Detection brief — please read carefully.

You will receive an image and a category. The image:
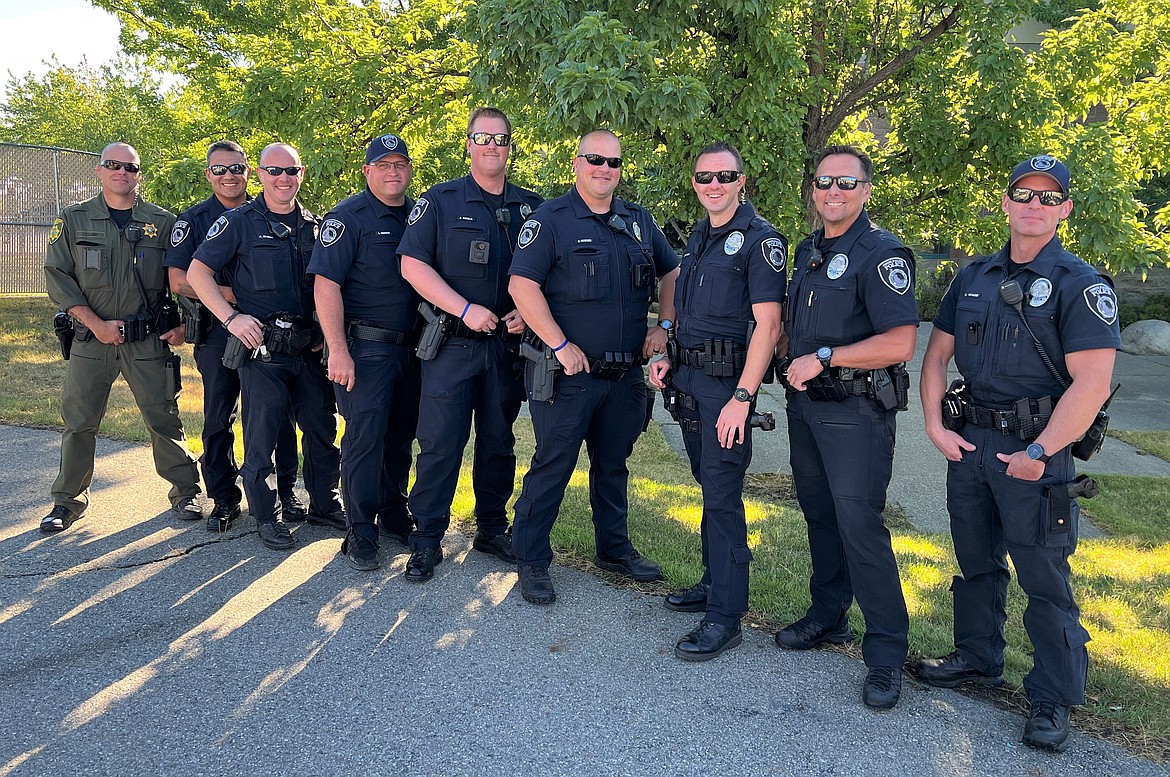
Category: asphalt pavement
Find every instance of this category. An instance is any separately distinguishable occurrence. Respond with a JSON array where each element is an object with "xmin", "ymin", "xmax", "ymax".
[{"xmin": 1, "ymin": 332, "xmax": 1168, "ymax": 776}]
